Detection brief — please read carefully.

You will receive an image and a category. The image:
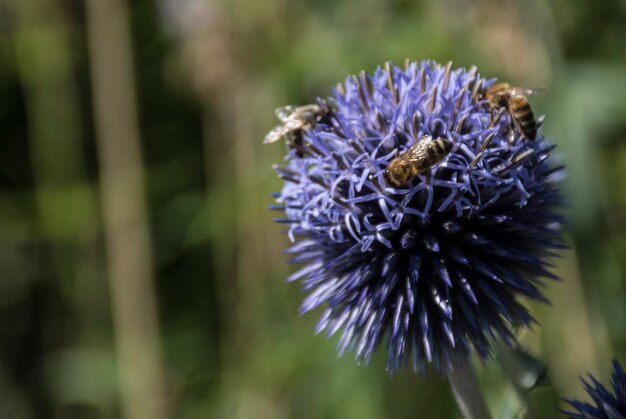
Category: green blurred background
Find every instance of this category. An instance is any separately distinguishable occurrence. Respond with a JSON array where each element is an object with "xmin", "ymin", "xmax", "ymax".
[{"xmin": 0, "ymin": 0, "xmax": 625, "ymax": 418}]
